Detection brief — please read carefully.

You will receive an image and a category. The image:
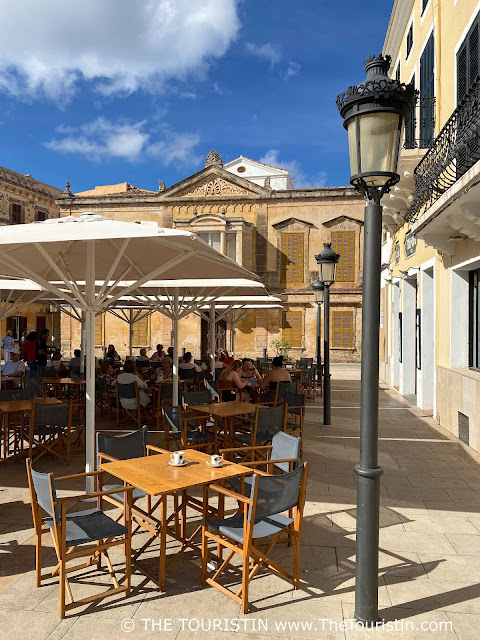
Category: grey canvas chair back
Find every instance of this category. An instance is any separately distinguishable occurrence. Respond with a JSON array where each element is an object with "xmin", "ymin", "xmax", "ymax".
[
  {"xmin": 0, "ymin": 389, "xmax": 33, "ymax": 401},
  {"xmin": 180, "ymin": 368, "xmax": 196, "ymax": 381},
  {"xmin": 298, "ymin": 358, "xmax": 313, "ymax": 369},
  {"xmin": 97, "ymin": 426, "xmax": 147, "ymax": 462},
  {"xmin": 271, "ymin": 431, "xmax": 301, "ymax": 472},
  {"xmin": 284, "ymin": 391, "xmax": 306, "ymax": 416},
  {"xmin": 248, "ymin": 463, "xmax": 305, "ymax": 523},
  {"xmin": 257, "ymin": 405, "xmax": 284, "ymax": 432},
  {"xmin": 34, "ymin": 401, "xmax": 70, "ymax": 427},
  {"xmin": 25, "ymin": 372, "xmax": 42, "ymax": 397},
  {"xmin": 29, "ymin": 460, "xmax": 58, "ymax": 522},
  {"xmin": 164, "ymin": 404, "xmax": 181, "ymax": 433},
  {"xmin": 43, "ymin": 366, "xmax": 54, "ymax": 378},
  {"xmin": 277, "ymin": 381, "xmax": 298, "ymax": 402},
  {"xmin": 118, "ymin": 382, "xmax": 137, "ymax": 400},
  {"xmin": 160, "ymin": 383, "xmax": 174, "ymax": 400},
  {"xmin": 70, "ymin": 366, "xmax": 82, "ymax": 379},
  {"xmin": 97, "ymin": 377, "xmax": 108, "ymax": 394},
  {"xmin": 183, "ymin": 390, "xmax": 212, "ymax": 406},
  {"xmin": 301, "ymin": 368, "xmax": 315, "ymax": 383},
  {"xmin": 205, "ymin": 380, "xmax": 219, "ymax": 400}
]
